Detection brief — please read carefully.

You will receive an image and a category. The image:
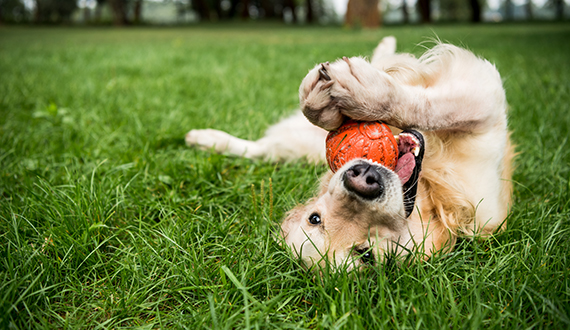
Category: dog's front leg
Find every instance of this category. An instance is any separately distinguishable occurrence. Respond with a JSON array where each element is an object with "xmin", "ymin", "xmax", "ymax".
[
  {"xmin": 300, "ymin": 52, "xmax": 505, "ymax": 133},
  {"xmin": 299, "ymin": 57, "xmax": 406, "ymax": 131}
]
